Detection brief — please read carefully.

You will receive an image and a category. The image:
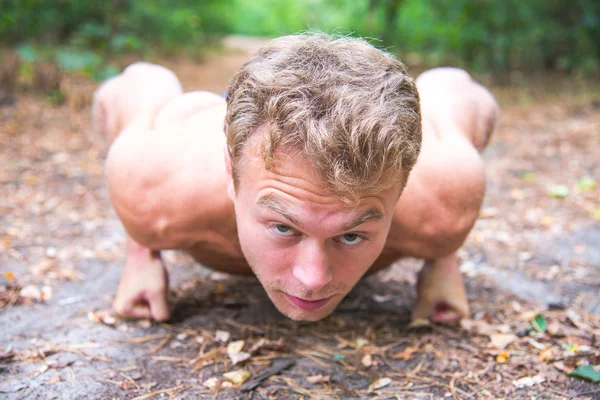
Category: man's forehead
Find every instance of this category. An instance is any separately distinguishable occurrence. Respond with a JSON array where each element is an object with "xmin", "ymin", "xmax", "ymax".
[{"xmin": 256, "ymin": 192, "xmax": 384, "ymax": 231}]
